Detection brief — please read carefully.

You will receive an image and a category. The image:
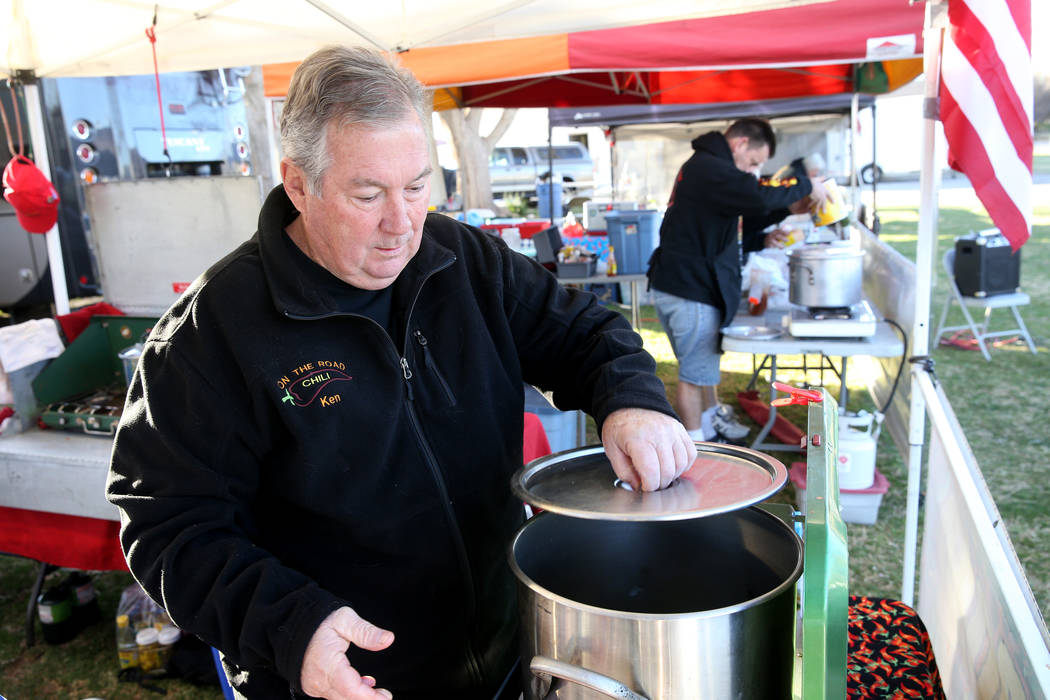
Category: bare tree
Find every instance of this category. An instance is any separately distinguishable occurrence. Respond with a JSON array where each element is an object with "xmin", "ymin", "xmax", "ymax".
[{"xmin": 439, "ymin": 107, "xmax": 518, "ymax": 211}]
